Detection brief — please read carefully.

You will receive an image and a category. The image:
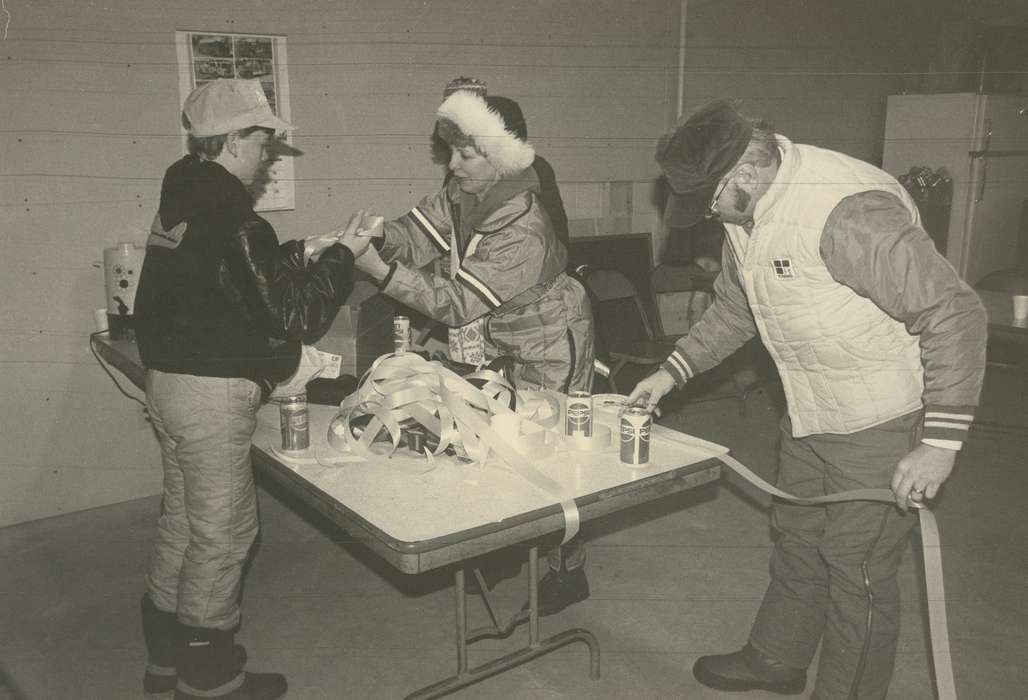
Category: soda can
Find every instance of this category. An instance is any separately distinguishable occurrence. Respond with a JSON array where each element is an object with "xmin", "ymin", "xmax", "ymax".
[
  {"xmin": 406, "ymin": 427, "xmax": 426, "ymax": 453},
  {"xmin": 619, "ymin": 406, "xmax": 652, "ymax": 465},
  {"xmin": 565, "ymin": 390, "xmax": 593, "ymax": 438},
  {"xmin": 278, "ymin": 393, "xmax": 310, "ymax": 451},
  {"xmin": 393, "ymin": 315, "xmax": 411, "ymax": 354}
]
